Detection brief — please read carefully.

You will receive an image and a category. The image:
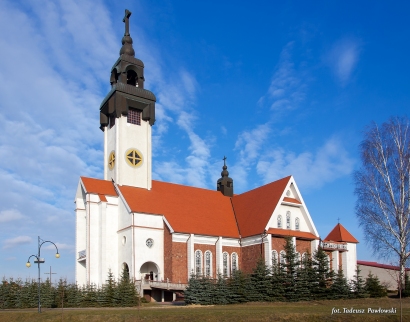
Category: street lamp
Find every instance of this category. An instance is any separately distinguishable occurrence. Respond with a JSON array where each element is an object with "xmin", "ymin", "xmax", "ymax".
[{"xmin": 26, "ymin": 236, "xmax": 60, "ymax": 313}]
